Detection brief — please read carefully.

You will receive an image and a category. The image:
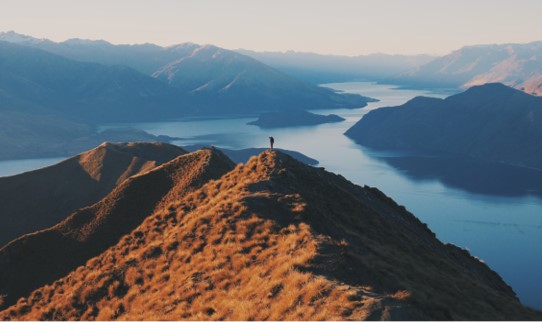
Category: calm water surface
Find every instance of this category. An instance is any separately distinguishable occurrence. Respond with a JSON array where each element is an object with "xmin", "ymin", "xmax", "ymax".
[
  {"xmin": 2, "ymin": 82, "xmax": 541, "ymax": 308},
  {"xmin": 0, "ymin": 157, "xmax": 65, "ymax": 178}
]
